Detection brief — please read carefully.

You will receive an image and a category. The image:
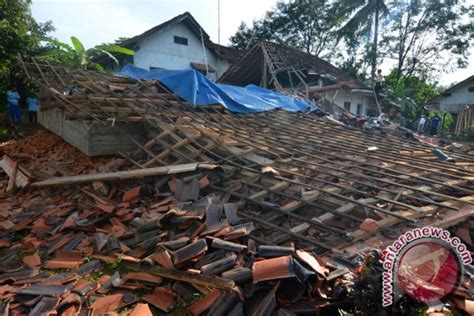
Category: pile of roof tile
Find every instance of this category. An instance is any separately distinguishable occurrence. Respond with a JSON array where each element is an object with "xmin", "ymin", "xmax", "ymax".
[
  {"xmin": 0, "ymin": 136, "xmax": 353, "ymax": 315},
  {"xmin": 2, "ymin": 59, "xmax": 472, "ymax": 315}
]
